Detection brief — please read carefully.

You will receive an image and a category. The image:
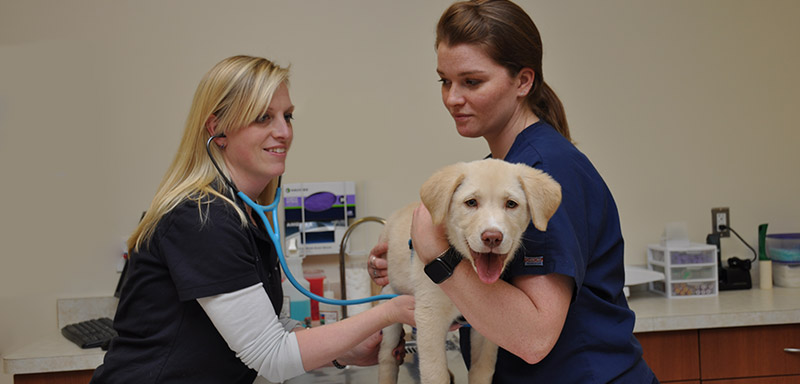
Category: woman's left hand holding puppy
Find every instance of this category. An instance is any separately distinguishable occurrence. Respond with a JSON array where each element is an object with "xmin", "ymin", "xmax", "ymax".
[{"xmin": 367, "ymin": 242, "xmax": 390, "ymax": 286}]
